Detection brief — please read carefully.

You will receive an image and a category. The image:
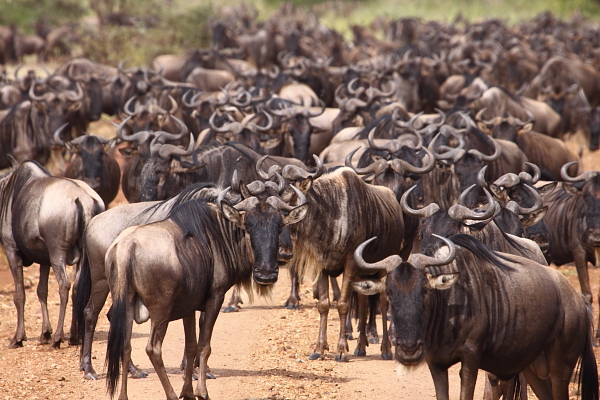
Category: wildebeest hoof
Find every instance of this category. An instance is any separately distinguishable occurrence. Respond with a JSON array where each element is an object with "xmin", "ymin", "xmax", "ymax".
[
  {"xmin": 354, "ymin": 349, "xmax": 366, "ymax": 357},
  {"xmin": 381, "ymin": 353, "xmax": 393, "ymax": 360},
  {"xmin": 368, "ymin": 337, "xmax": 379, "ymax": 344},
  {"xmin": 130, "ymin": 369, "xmax": 148, "ymax": 379},
  {"xmin": 334, "ymin": 354, "xmax": 349, "ymax": 362},
  {"xmin": 206, "ymin": 372, "xmax": 216, "ymax": 379},
  {"xmin": 68, "ymin": 336, "xmax": 79, "ymax": 346},
  {"xmin": 222, "ymin": 306, "xmax": 239, "ymax": 313},
  {"xmin": 39, "ymin": 332, "xmax": 52, "ymax": 345},
  {"xmin": 8, "ymin": 339, "xmax": 24, "ymax": 348},
  {"xmin": 51, "ymin": 340, "xmax": 62, "ymax": 349},
  {"xmin": 308, "ymin": 352, "xmax": 322, "ymax": 360},
  {"xmin": 83, "ymin": 372, "xmax": 99, "ymax": 381}
]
